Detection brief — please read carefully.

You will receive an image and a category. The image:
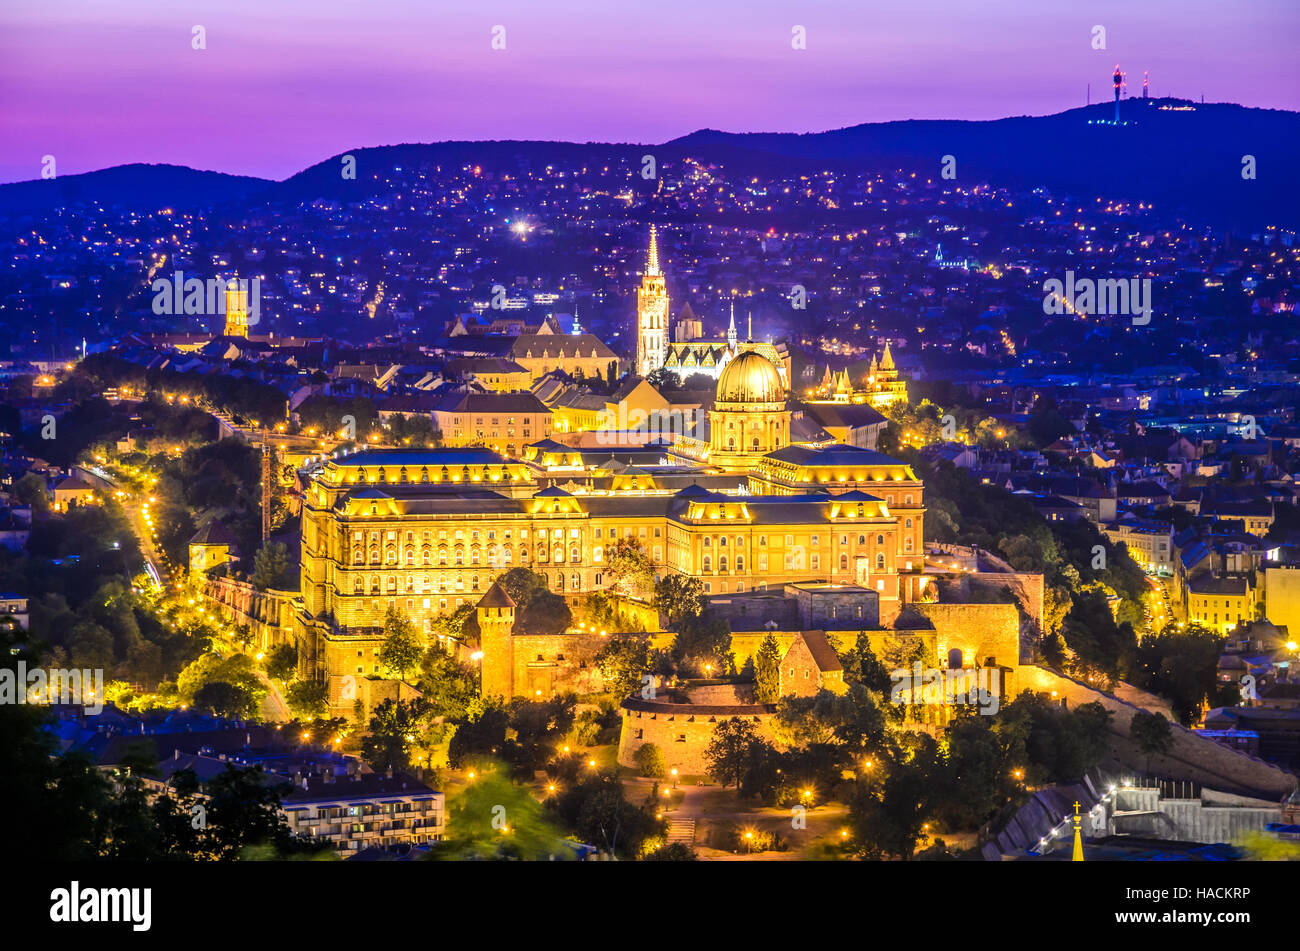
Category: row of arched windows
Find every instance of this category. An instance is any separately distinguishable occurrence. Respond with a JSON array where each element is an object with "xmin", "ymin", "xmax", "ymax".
[
  {"xmin": 352, "ymin": 573, "xmax": 486, "ymax": 595},
  {"xmin": 701, "ymin": 555, "xmax": 746, "ymax": 573},
  {"xmin": 352, "ymin": 466, "xmax": 515, "ymax": 485}
]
